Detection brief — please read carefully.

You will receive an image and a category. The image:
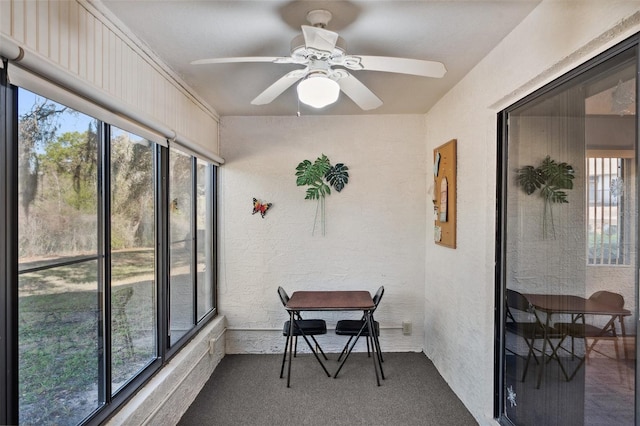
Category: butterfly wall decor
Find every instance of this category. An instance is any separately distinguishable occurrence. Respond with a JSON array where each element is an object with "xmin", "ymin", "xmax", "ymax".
[{"xmin": 252, "ymin": 198, "xmax": 272, "ymax": 218}]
